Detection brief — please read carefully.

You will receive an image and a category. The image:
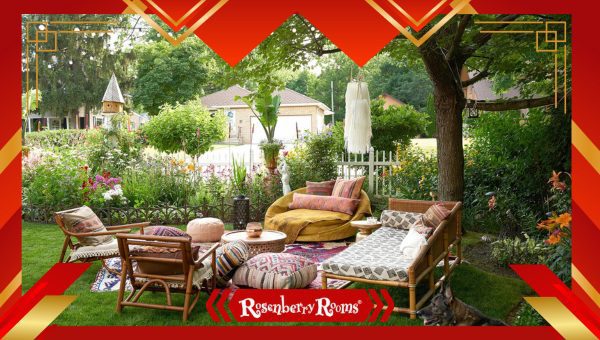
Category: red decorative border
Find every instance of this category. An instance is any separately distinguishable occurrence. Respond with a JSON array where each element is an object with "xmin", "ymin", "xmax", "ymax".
[{"xmin": 2, "ymin": 0, "xmax": 596, "ymax": 337}]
